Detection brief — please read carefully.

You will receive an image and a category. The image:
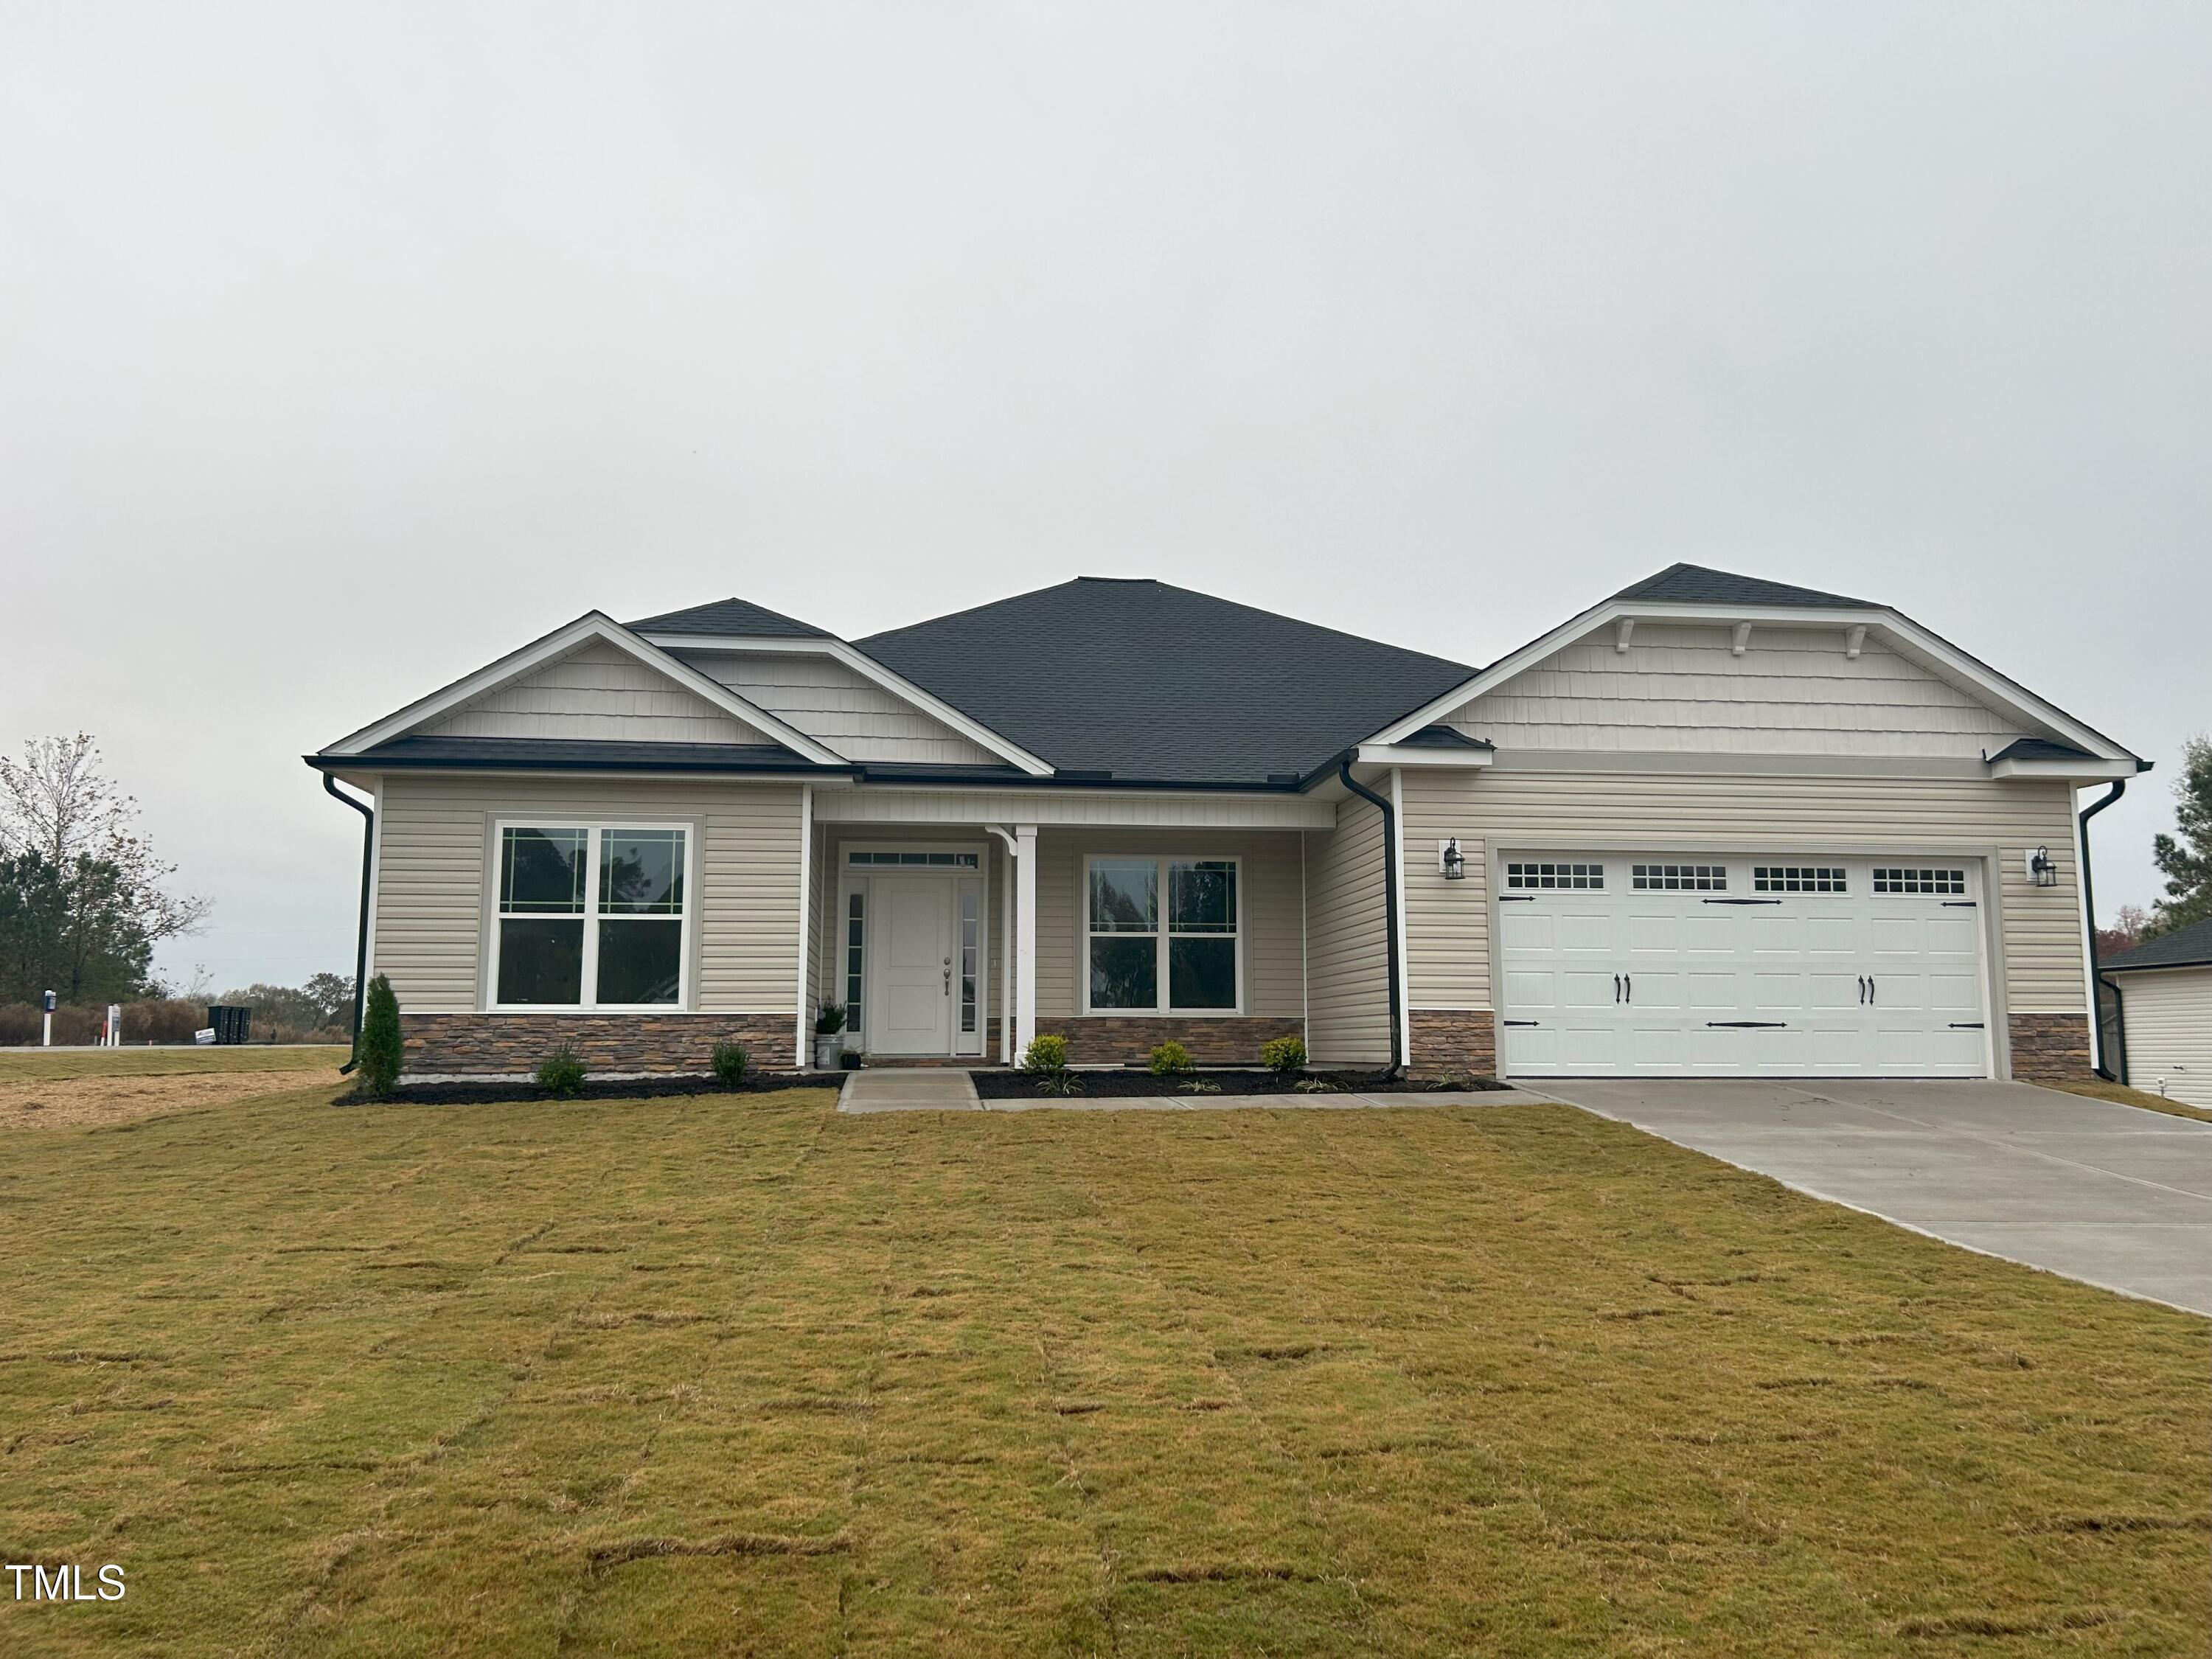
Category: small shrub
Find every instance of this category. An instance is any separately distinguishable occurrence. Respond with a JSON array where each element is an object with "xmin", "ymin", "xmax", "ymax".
[
  {"xmin": 1260, "ymin": 1034, "xmax": 1307, "ymax": 1075},
  {"xmin": 711, "ymin": 1040, "xmax": 749, "ymax": 1088},
  {"xmin": 1020, "ymin": 1033, "xmax": 1070, "ymax": 1074},
  {"xmin": 355, "ymin": 975, "xmax": 402, "ymax": 1096},
  {"xmin": 535, "ymin": 1043, "xmax": 585, "ymax": 1097},
  {"xmin": 814, "ymin": 1003, "xmax": 848, "ymax": 1036},
  {"xmin": 1147, "ymin": 1040, "xmax": 1192, "ymax": 1076},
  {"xmin": 1292, "ymin": 1077, "xmax": 1341, "ymax": 1093},
  {"xmin": 1034, "ymin": 1071, "xmax": 1084, "ymax": 1096},
  {"xmin": 1178, "ymin": 1078, "xmax": 1222, "ymax": 1095}
]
